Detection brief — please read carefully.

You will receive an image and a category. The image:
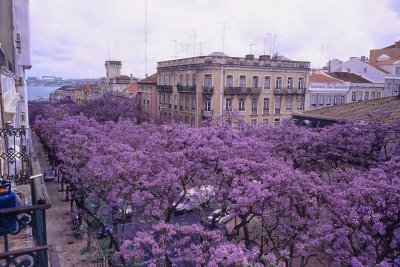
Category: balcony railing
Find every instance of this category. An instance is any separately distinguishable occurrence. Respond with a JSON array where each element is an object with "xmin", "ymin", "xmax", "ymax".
[
  {"xmin": 224, "ymin": 87, "xmax": 262, "ymax": 95},
  {"xmin": 202, "ymin": 86, "xmax": 214, "ymax": 94},
  {"xmin": 274, "ymin": 88, "xmax": 306, "ymax": 95},
  {"xmin": 0, "ymin": 175, "xmax": 60, "ymax": 267},
  {"xmin": 0, "ymin": 245, "xmax": 60, "ymax": 267},
  {"xmin": 201, "ymin": 110, "xmax": 213, "ymax": 117},
  {"xmin": 177, "ymin": 85, "xmax": 196, "ymax": 93},
  {"xmin": 251, "ymin": 109, "xmax": 258, "ymax": 115},
  {"xmin": 157, "ymin": 85, "xmax": 173, "ymax": 92}
]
